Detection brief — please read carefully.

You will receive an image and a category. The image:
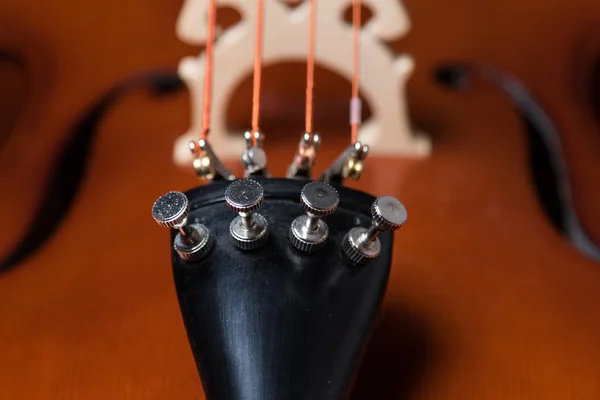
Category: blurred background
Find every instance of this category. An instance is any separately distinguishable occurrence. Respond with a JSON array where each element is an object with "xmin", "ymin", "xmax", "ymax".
[{"xmin": 2, "ymin": 0, "xmax": 600, "ymax": 399}]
